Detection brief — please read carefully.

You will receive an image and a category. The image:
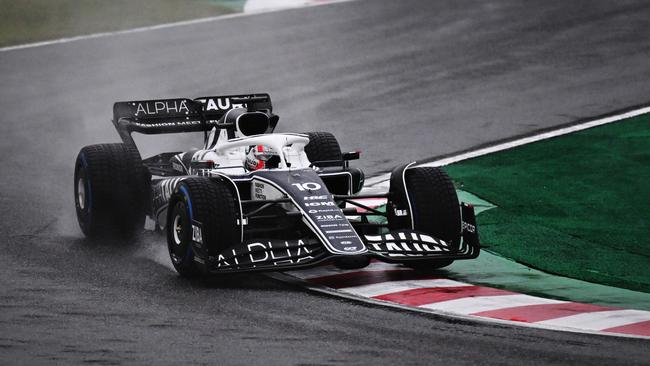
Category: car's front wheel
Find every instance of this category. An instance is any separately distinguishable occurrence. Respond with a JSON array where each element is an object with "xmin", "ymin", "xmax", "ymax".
[
  {"xmin": 389, "ymin": 167, "xmax": 461, "ymax": 270},
  {"xmin": 166, "ymin": 177, "xmax": 240, "ymax": 277}
]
